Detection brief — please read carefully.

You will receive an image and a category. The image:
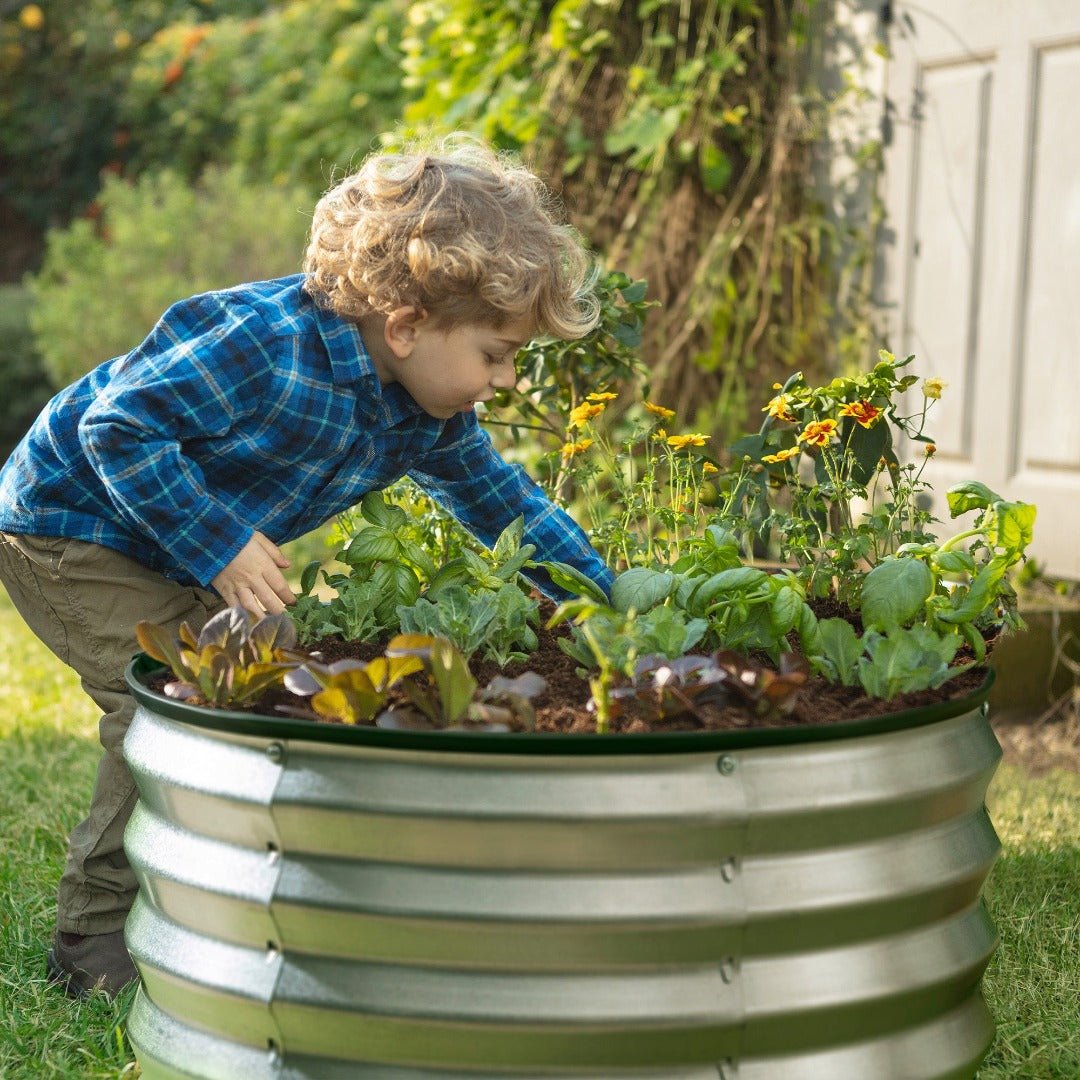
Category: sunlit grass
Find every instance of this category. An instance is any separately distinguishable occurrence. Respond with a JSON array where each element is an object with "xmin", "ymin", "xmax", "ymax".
[{"xmin": 0, "ymin": 587, "xmax": 1076, "ymax": 1078}]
